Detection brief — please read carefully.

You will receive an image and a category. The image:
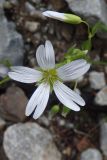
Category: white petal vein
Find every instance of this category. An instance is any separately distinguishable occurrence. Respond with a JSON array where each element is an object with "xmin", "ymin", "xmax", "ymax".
[
  {"xmin": 36, "ymin": 40, "xmax": 55, "ymax": 69},
  {"xmin": 33, "ymin": 84, "xmax": 50, "ymax": 119},
  {"xmin": 25, "ymin": 83, "xmax": 50, "ymax": 116},
  {"xmin": 53, "ymin": 81, "xmax": 82, "ymax": 111},
  {"xmin": 8, "ymin": 66, "xmax": 42, "ymax": 83},
  {"xmin": 57, "ymin": 59, "xmax": 90, "ymax": 81}
]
